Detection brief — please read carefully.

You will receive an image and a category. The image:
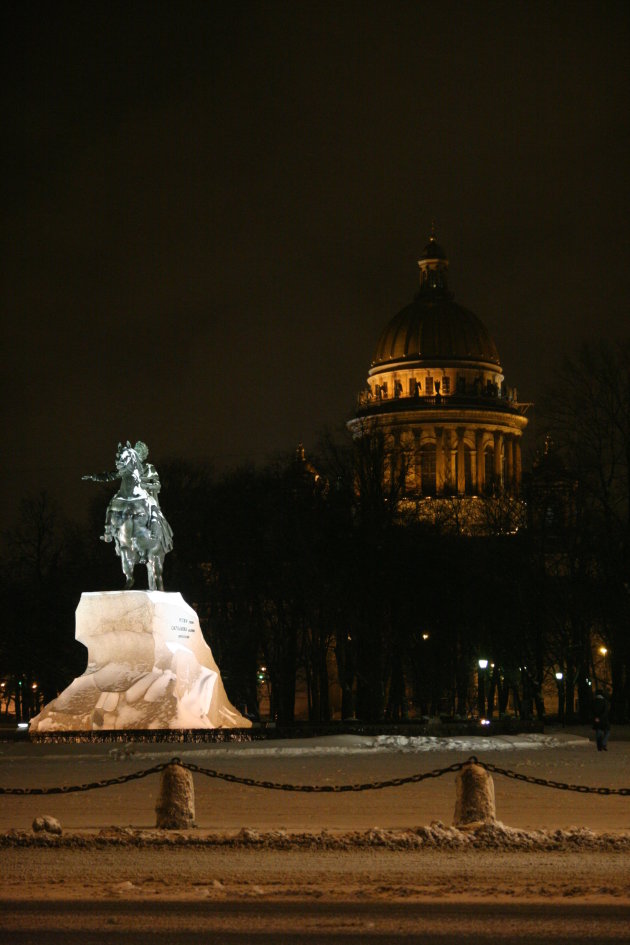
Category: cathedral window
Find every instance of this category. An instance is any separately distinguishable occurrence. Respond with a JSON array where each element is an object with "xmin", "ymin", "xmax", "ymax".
[
  {"xmin": 425, "ymin": 377, "xmax": 434, "ymax": 395},
  {"xmin": 442, "ymin": 376, "xmax": 450, "ymax": 394}
]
